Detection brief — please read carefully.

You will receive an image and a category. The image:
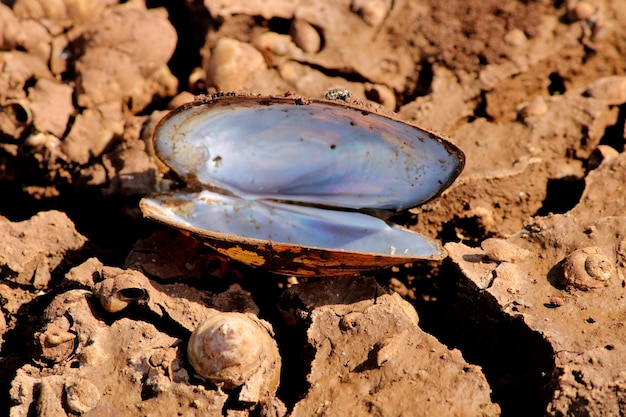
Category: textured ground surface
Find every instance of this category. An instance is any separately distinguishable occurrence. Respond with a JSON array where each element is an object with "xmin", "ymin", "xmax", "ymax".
[{"xmin": 1, "ymin": 0, "xmax": 626, "ymax": 416}]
